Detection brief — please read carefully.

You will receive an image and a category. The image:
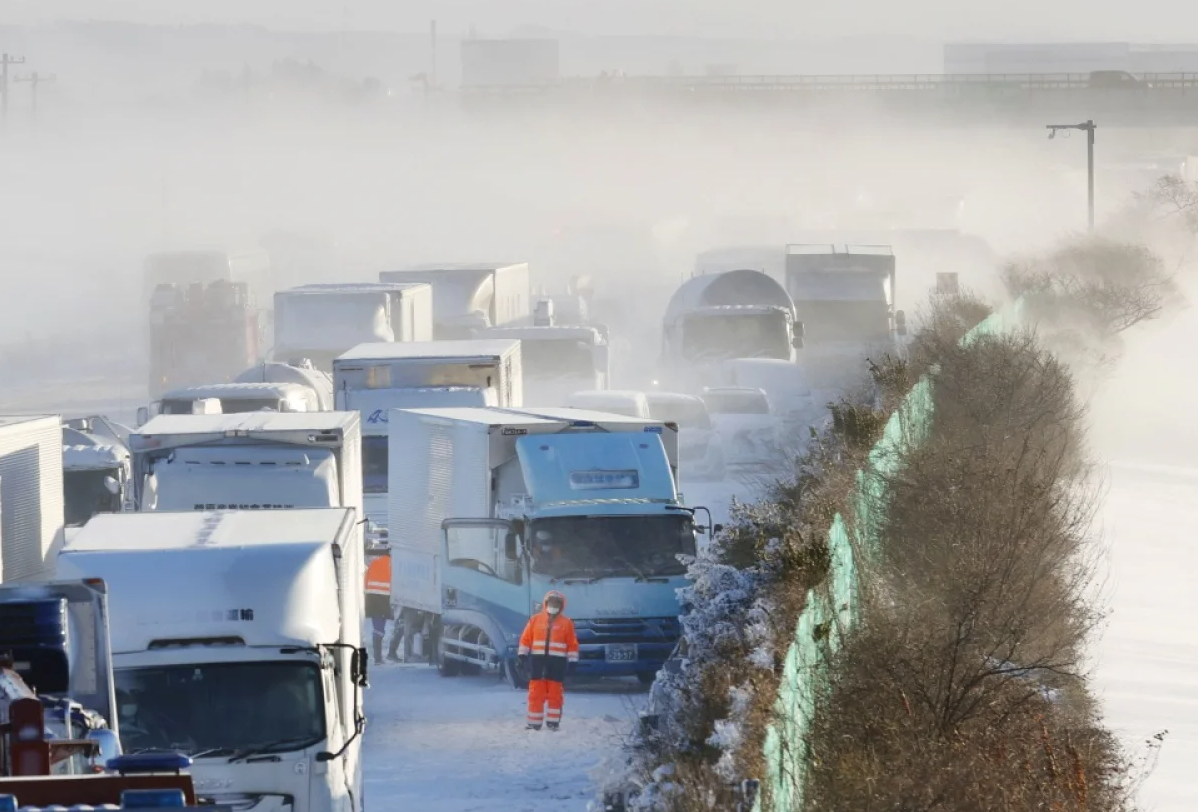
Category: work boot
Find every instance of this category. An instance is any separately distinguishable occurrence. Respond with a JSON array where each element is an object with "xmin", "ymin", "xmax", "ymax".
[
  {"xmin": 372, "ymin": 635, "xmax": 385, "ymax": 666},
  {"xmin": 546, "ymin": 722, "xmax": 560, "ymax": 731},
  {"xmin": 526, "ymin": 723, "xmax": 542, "ymax": 731},
  {"xmin": 386, "ymin": 625, "xmax": 403, "ymax": 663}
]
